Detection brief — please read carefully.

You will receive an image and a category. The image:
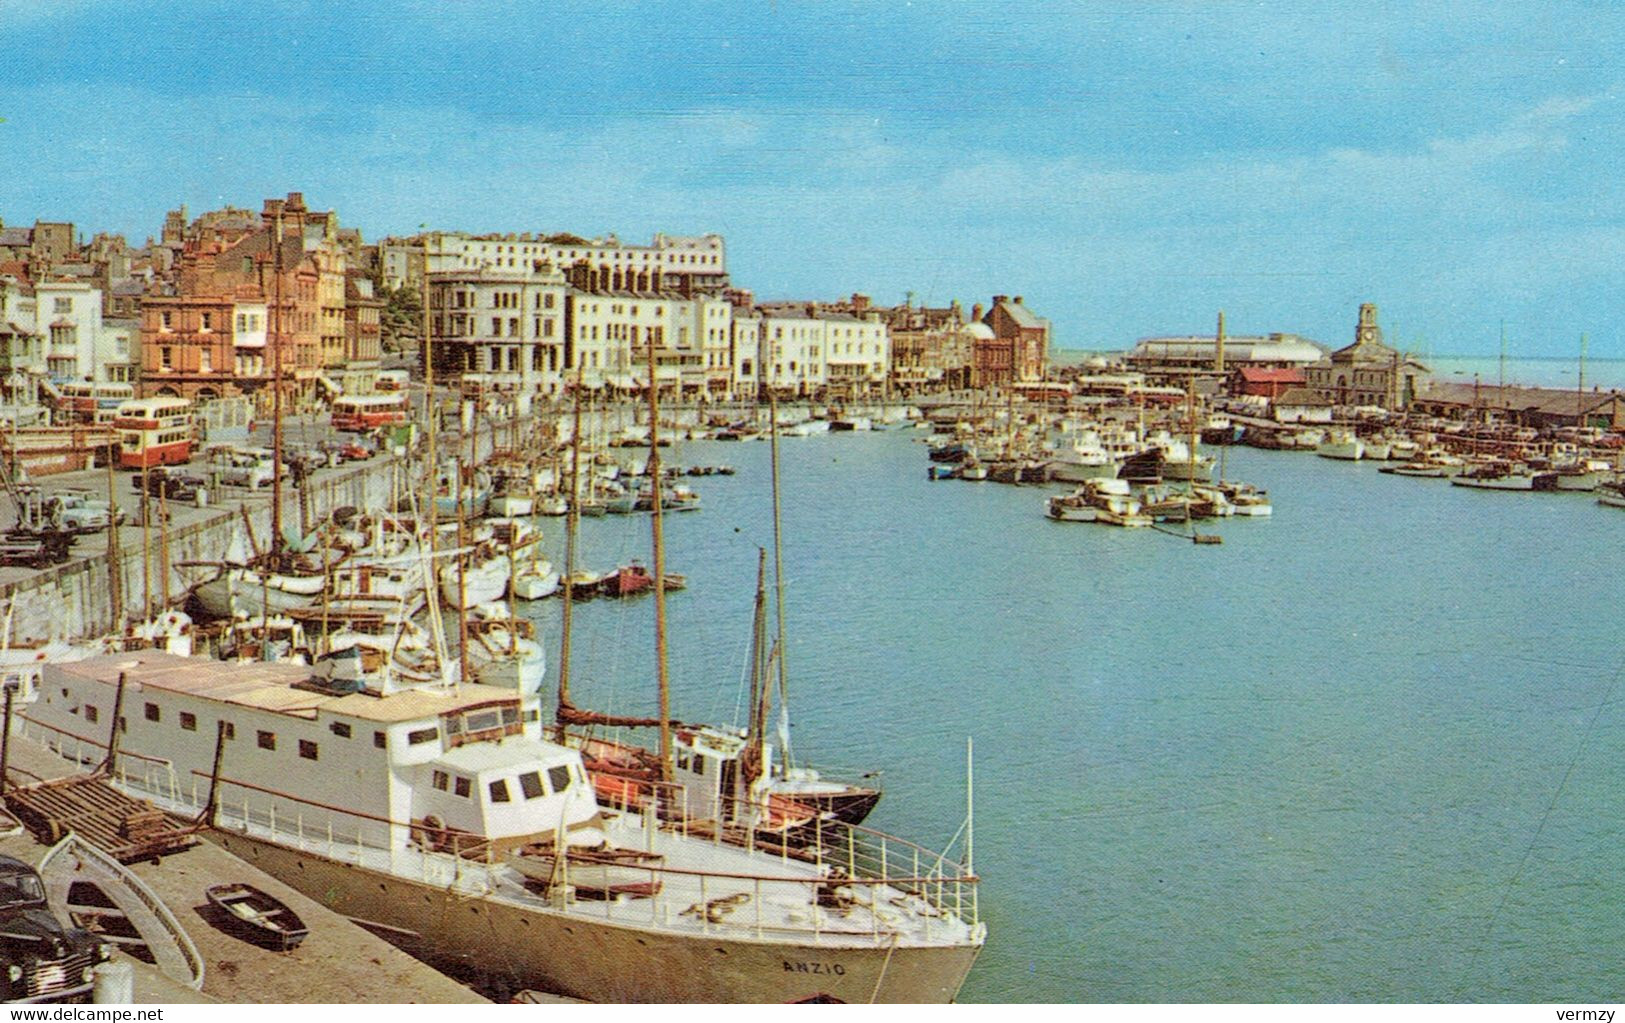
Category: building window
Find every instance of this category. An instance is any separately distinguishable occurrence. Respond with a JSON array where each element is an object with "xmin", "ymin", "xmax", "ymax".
[
  {"xmin": 257, "ymin": 730, "xmax": 276, "ymax": 751},
  {"xmin": 488, "ymin": 779, "xmax": 511, "ymax": 803},
  {"xmin": 53, "ymin": 297, "xmax": 72, "ymax": 314},
  {"xmin": 373, "ymin": 731, "xmax": 386, "ymax": 749},
  {"xmin": 180, "ymin": 712, "xmax": 196, "ymax": 731},
  {"xmin": 299, "ymin": 740, "xmax": 318, "ymax": 761},
  {"xmin": 144, "ymin": 702, "xmax": 160, "ymax": 722},
  {"xmin": 330, "ymin": 721, "xmax": 351, "ymax": 738}
]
